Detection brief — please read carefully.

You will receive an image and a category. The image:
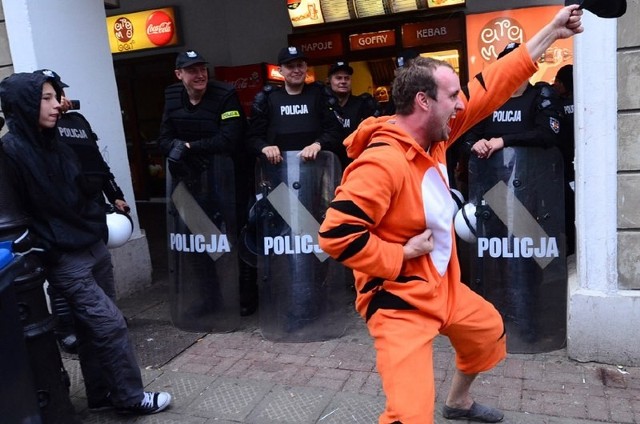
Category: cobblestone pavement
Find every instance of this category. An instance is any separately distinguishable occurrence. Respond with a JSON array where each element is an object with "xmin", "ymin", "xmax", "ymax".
[{"xmin": 61, "ymin": 276, "xmax": 640, "ymax": 424}]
